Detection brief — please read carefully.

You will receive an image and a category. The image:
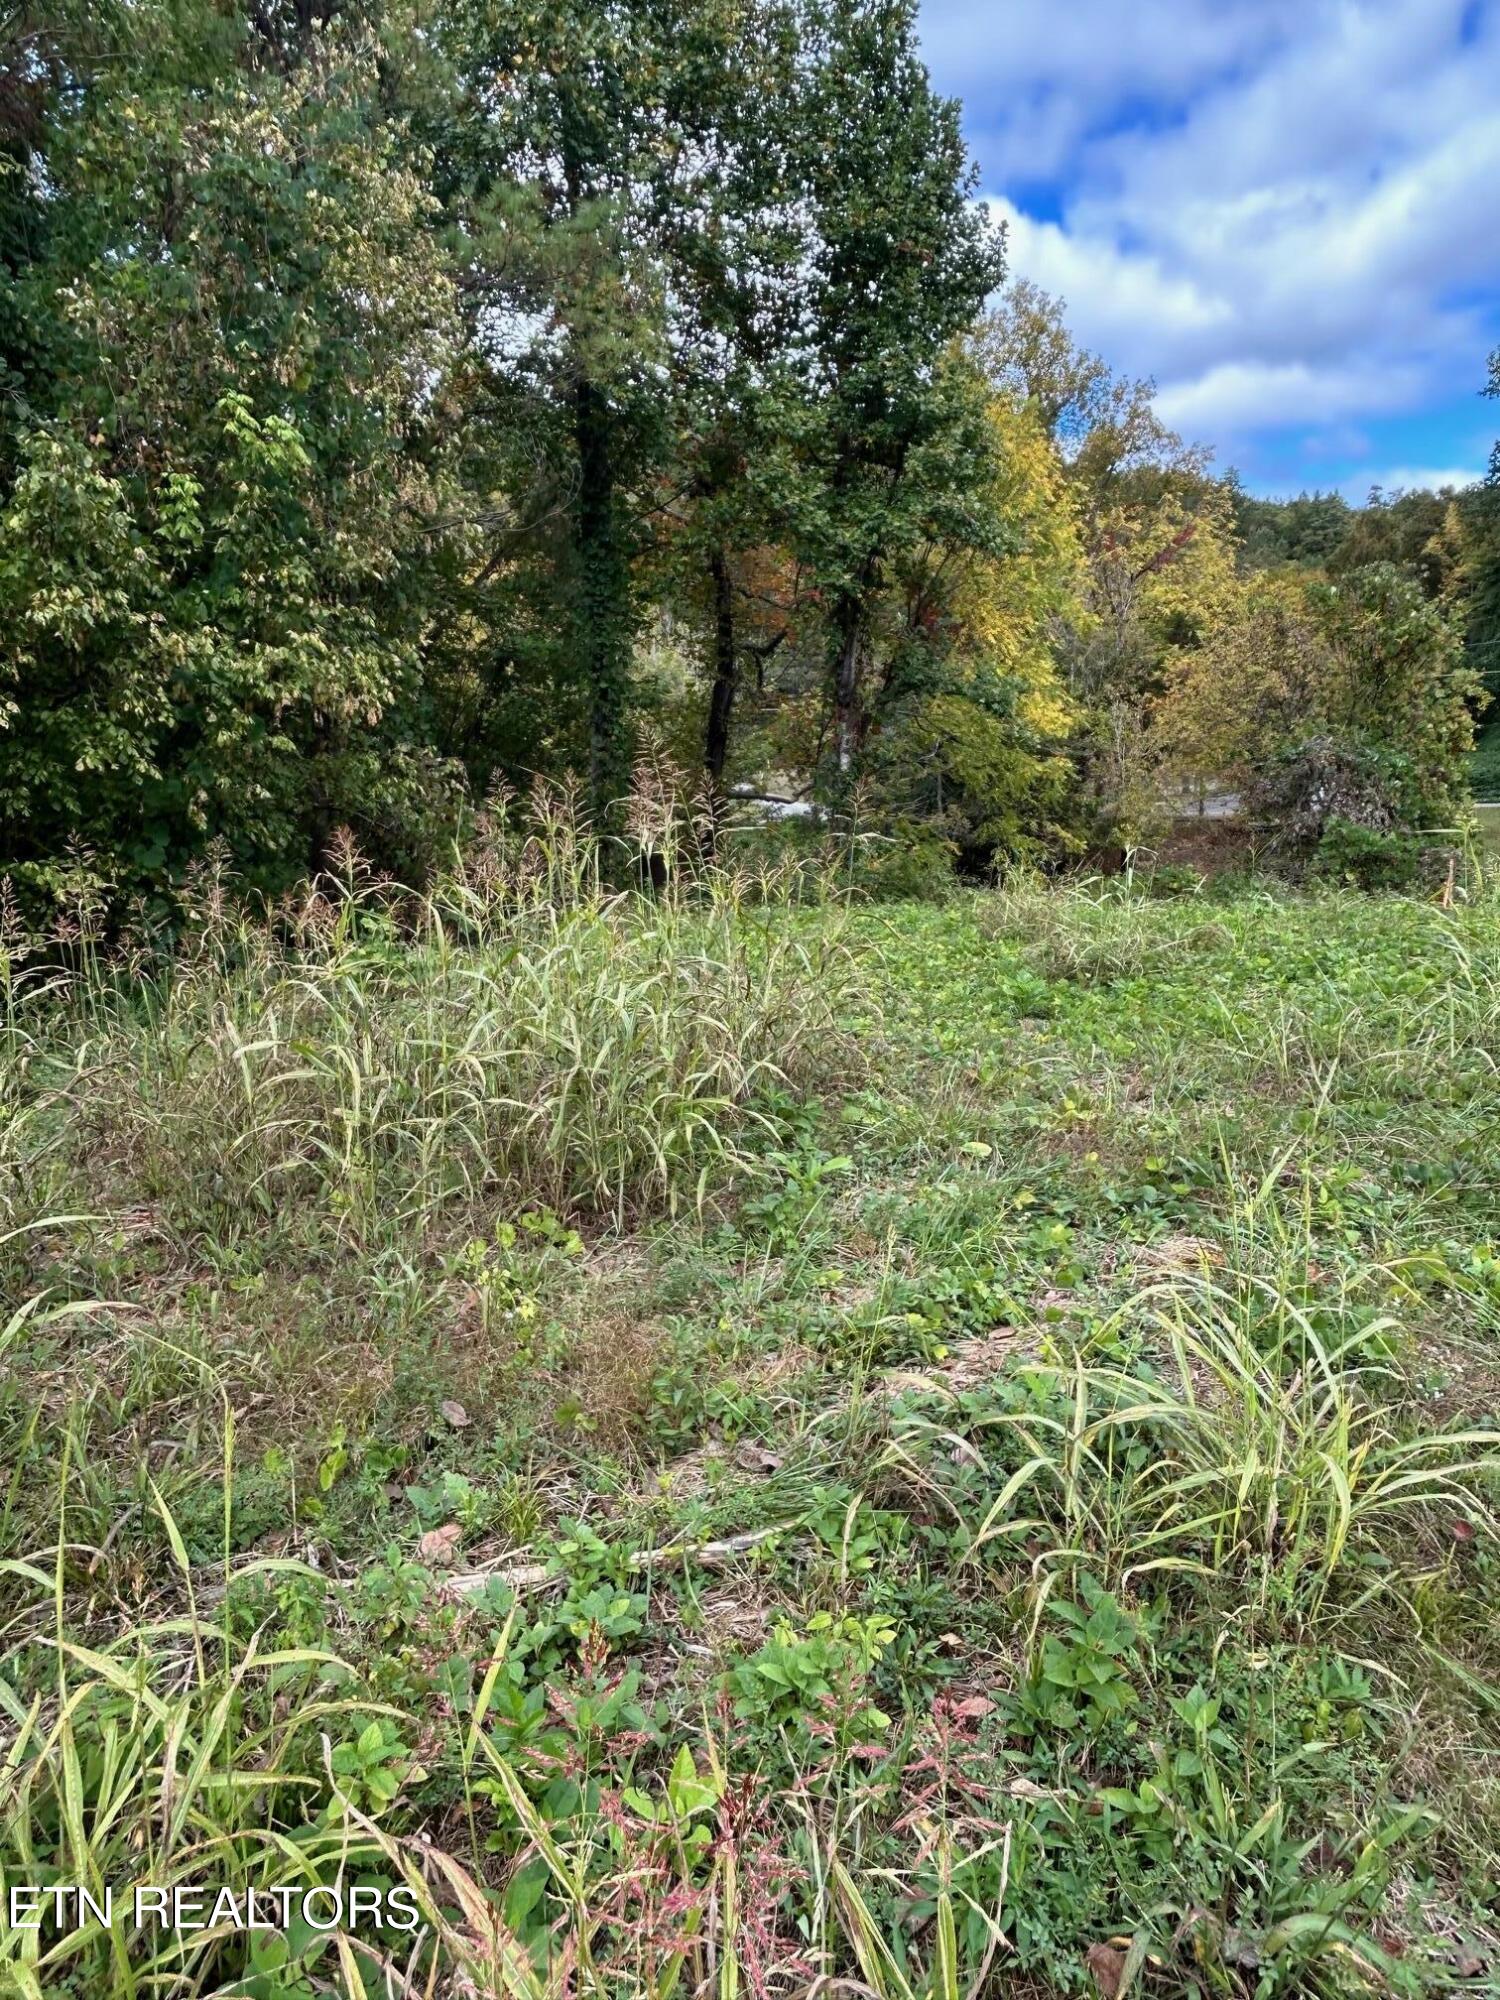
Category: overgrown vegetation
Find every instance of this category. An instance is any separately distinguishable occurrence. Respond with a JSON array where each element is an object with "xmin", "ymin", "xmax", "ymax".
[
  {"xmin": 3, "ymin": 4, "xmax": 1500, "ymax": 1993},
  {"xmin": 3, "ymin": 818, "xmax": 1497, "ymax": 1994},
  {"xmin": 2, "ymin": 4, "xmax": 1497, "ymax": 908}
]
